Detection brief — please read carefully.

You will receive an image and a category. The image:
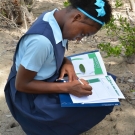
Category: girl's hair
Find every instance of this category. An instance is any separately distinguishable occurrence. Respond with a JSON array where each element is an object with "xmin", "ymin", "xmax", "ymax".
[{"xmin": 68, "ymin": 0, "xmax": 112, "ymax": 24}]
